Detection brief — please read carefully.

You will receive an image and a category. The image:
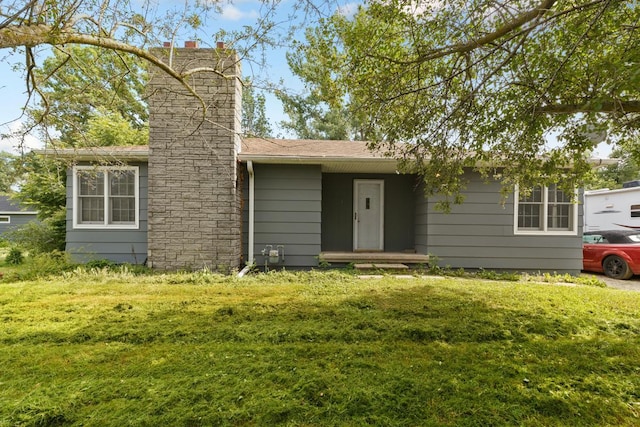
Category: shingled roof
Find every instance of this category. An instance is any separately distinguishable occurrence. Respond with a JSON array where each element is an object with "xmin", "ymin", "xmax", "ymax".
[
  {"xmin": 0, "ymin": 195, "xmax": 37, "ymax": 213},
  {"xmin": 238, "ymin": 138, "xmax": 402, "ymax": 173},
  {"xmin": 39, "ymin": 139, "xmax": 404, "ymax": 173},
  {"xmin": 240, "ymin": 138, "xmax": 386, "ymax": 158},
  {"xmin": 38, "ymin": 139, "xmax": 614, "ymax": 173}
]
